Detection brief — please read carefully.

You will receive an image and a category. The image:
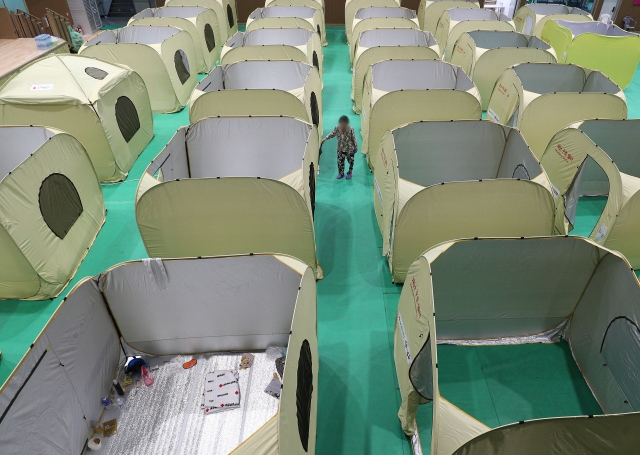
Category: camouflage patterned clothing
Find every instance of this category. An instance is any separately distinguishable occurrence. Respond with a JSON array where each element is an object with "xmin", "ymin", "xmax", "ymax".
[{"xmin": 324, "ymin": 125, "xmax": 358, "ymax": 175}]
